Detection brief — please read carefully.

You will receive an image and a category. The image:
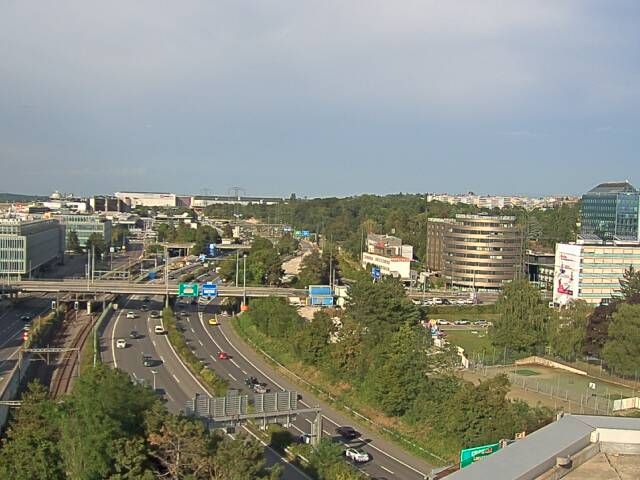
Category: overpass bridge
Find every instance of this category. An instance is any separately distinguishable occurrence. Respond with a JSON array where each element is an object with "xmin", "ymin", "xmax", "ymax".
[{"xmin": 3, "ymin": 279, "xmax": 306, "ymax": 299}]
